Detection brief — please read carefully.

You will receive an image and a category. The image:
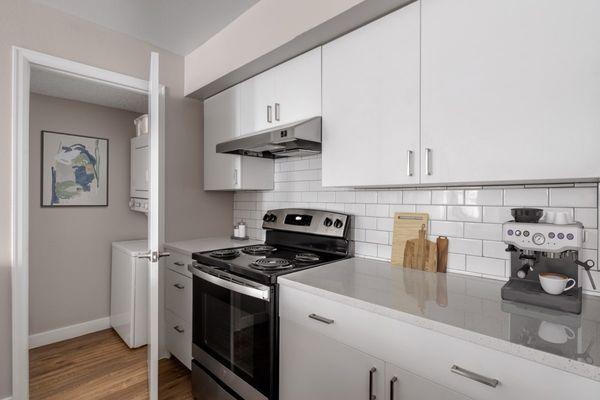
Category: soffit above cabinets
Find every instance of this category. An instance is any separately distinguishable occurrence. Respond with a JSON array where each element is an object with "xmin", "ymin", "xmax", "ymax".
[
  {"xmin": 187, "ymin": 0, "xmax": 417, "ymax": 100},
  {"xmin": 30, "ymin": 65, "xmax": 148, "ymax": 113},
  {"xmin": 32, "ymin": 0, "xmax": 258, "ymax": 56}
]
